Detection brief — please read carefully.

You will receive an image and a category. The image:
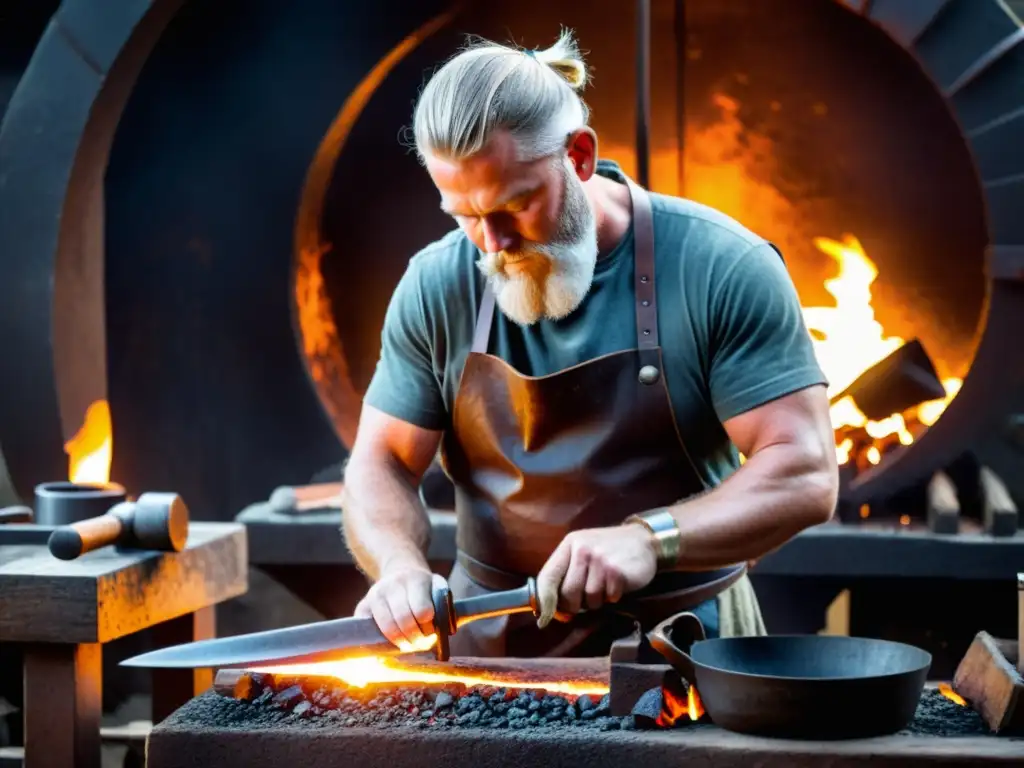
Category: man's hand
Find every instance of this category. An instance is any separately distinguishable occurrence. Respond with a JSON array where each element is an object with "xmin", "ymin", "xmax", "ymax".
[
  {"xmin": 535, "ymin": 524, "xmax": 659, "ymax": 628},
  {"xmin": 354, "ymin": 564, "xmax": 437, "ymax": 649}
]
